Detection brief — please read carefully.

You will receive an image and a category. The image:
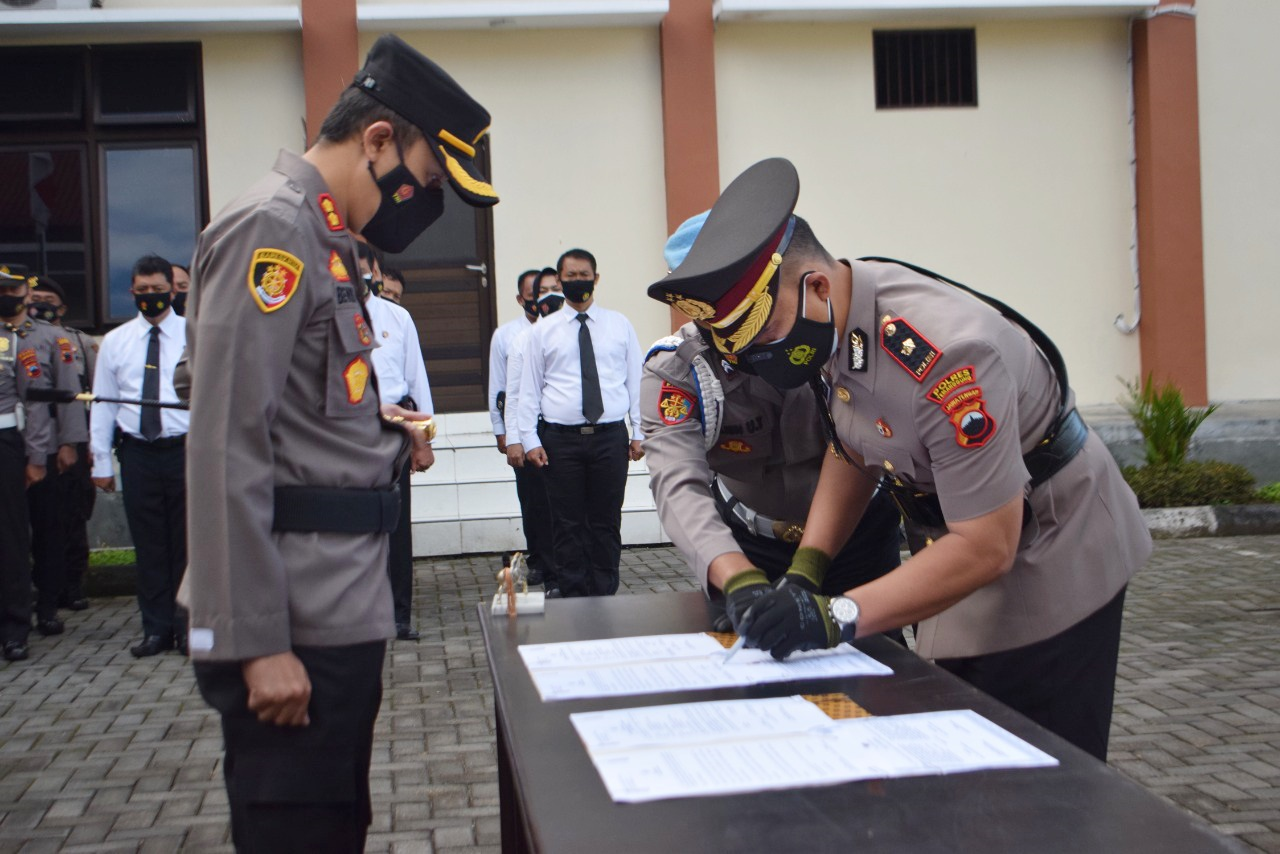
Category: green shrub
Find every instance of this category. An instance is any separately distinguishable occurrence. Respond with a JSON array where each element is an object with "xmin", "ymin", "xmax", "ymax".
[
  {"xmin": 1257, "ymin": 482, "xmax": 1280, "ymax": 503},
  {"xmin": 1122, "ymin": 461, "xmax": 1256, "ymax": 508},
  {"xmin": 1121, "ymin": 374, "xmax": 1218, "ymax": 466}
]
